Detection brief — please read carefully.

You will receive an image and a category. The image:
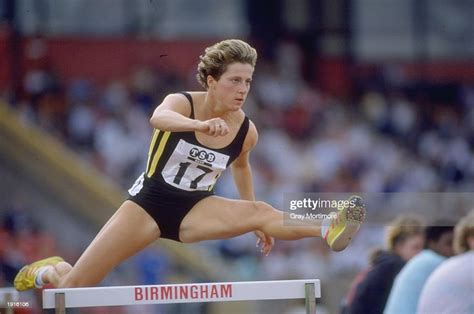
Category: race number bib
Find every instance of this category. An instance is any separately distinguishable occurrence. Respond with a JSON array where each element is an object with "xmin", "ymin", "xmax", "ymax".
[{"xmin": 161, "ymin": 139, "xmax": 229, "ymax": 191}]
